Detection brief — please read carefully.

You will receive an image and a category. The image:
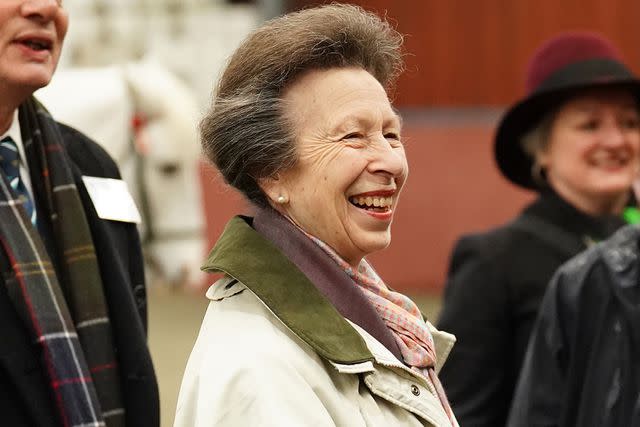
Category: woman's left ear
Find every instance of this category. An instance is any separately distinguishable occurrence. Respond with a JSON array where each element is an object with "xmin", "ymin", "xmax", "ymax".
[
  {"xmin": 258, "ymin": 175, "xmax": 289, "ymax": 206},
  {"xmin": 538, "ymin": 152, "xmax": 549, "ymax": 169}
]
